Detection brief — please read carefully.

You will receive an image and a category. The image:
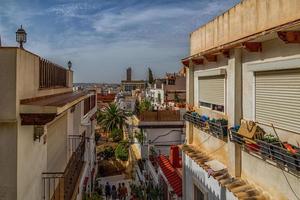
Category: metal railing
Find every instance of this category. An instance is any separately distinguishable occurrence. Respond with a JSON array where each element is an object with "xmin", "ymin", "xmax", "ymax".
[
  {"xmin": 183, "ymin": 112, "xmax": 228, "ymax": 141},
  {"xmin": 42, "ymin": 135, "xmax": 85, "ymax": 200},
  {"xmin": 39, "ymin": 58, "xmax": 67, "ymax": 89},
  {"xmin": 84, "ymin": 95, "xmax": 96, "ymax": 115},
  {"xmin": 230, "ymin": 129, "xmax": 300, "ymax": 175}
]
